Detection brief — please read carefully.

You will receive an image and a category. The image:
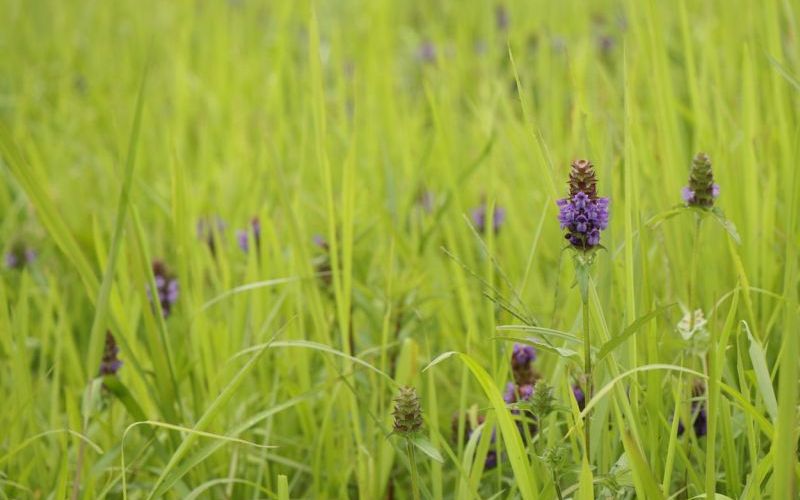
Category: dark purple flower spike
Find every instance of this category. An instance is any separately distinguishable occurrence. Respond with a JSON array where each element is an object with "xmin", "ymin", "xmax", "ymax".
[
  {"xmin": 148, "ymin": 260, "xmax": 179, "ymax": 318},
  {"xmin": 471, "ymin": 202, "xmax": 506, "ymax": 234},
  {"xmin": 4, "ymin": 242, "xmax": 37, "ymax": 270},
  {"xmin": 237, "ymin": 217, "xmax": 261, "ymax": 253},
  {"xmin": 99, "ymin": 331, "xmax": 122, "ymax": 376},
  {"xmin": 556, "ymin": 160, "xmax": 609, "ymax": 250}
]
